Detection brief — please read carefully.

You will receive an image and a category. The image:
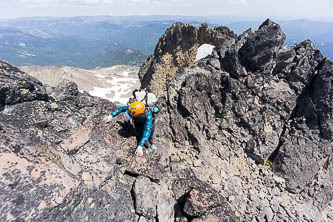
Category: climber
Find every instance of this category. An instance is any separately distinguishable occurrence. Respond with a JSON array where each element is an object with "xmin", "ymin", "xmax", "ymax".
[{"xmin": 104, "ymin": 101, "xmax": 156, "ymax": 157}]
